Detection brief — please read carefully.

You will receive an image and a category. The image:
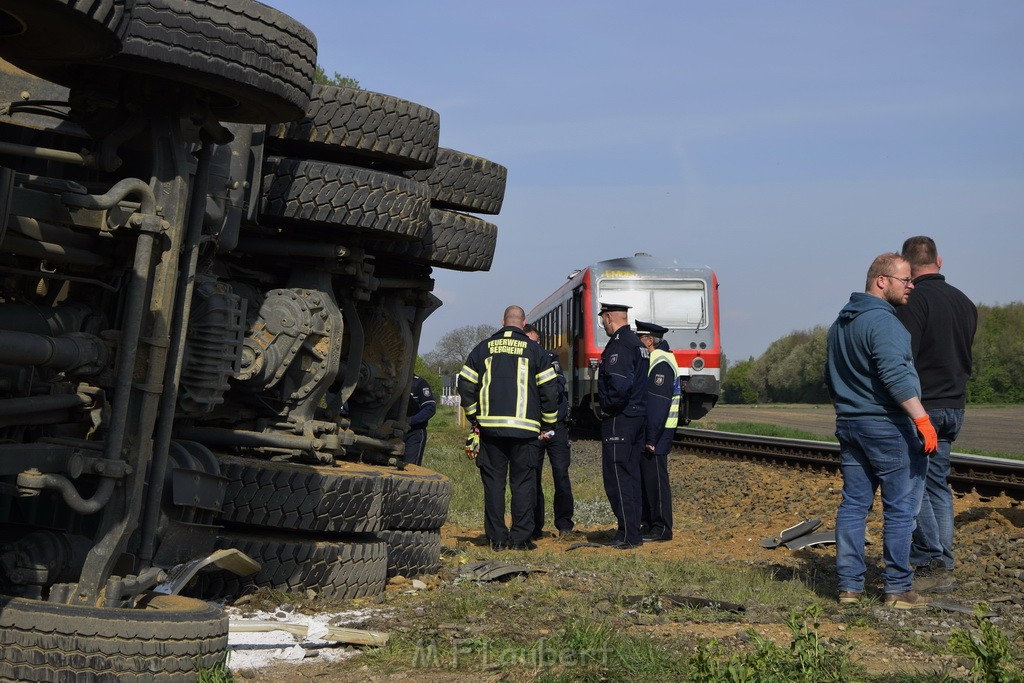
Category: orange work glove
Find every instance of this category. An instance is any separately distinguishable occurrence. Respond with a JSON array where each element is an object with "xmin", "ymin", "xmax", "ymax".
[{"xmin": 913, "ymin": 415, "xmax": 938, "ymax": 455}]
